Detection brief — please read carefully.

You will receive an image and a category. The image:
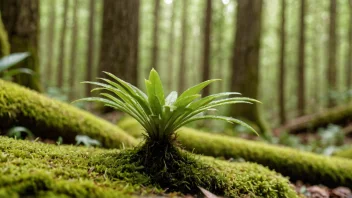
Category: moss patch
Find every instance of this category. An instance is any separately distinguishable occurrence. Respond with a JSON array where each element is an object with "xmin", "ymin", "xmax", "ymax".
[
  {"xmin": 0, "ymin": 79, "xmax": 137, "ymax": 148},
  {"xmin": 334, "ymin": 147, "xmax": 352, "ymax": 159},
  {"xmin": 0, "ymin": 136, "xmax": 297, "ymax": 197},
  {"xmin": 0, "ymin": 16, "xmax": 10, "ymax": 58},
  {"xmin": 118, "ymin": 118, "xmax": 352, "ymax": 188}
]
